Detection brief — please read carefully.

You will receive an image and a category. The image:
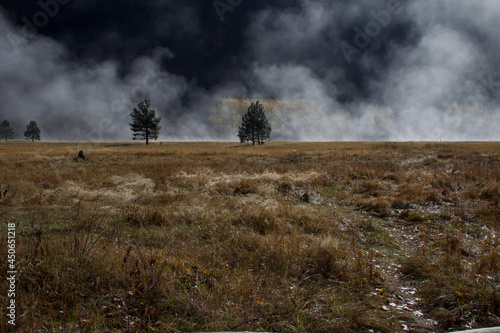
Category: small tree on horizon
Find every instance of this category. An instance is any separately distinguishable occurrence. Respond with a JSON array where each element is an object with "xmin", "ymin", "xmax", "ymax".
[
  {"xmin": 0, "ymin": 120, "xmax": 15, "ymax": 142},
  {"xmin": 129, "ymin": 99, "xmax": 162, "ymax": 145},
  {"xmin": 24, "ymin": 120, "xmax": 41, "ymax": 142},
  {"xmin": 238, "ymin": 101, "xmax": 271, "ymax": 145}
]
